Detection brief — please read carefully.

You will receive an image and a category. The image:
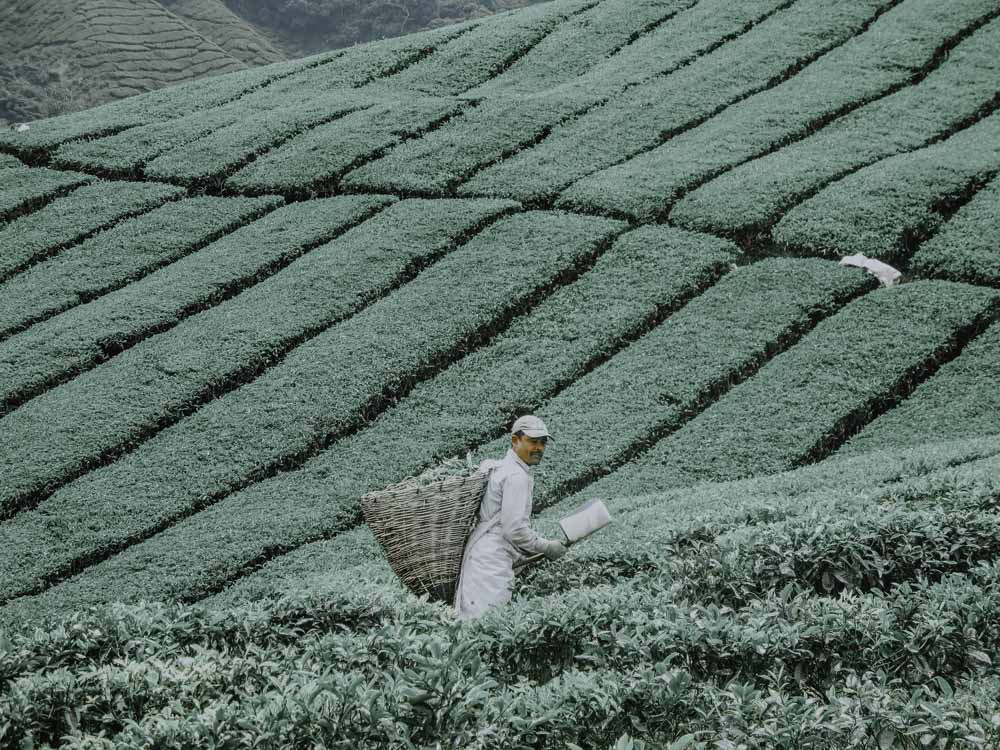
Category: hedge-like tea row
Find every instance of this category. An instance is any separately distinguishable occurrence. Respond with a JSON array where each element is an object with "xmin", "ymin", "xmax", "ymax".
[
  {"xmin": 0, "ymin": 154, "xmax": 22, "ymax": 168},
  {"xmin": 0, "ymin": 198, "xmax": 511, "ymax": 517},
  {"xmin": 141, "ymin": 93, "xmax": 373, "ymax": 185},
  {"xmin": 670, "ymin": 16, "xmax": 1000, "ymax": 241},
  {"xmin": 0, "ymin": 166, "xmax": 93, "ymax": 222},
  {"xmin": 0, "ymin": 224, "xmax": 733, "ymax": 608},
  {"xmin": 367, "ymin": 0, "xmax": 595, "ymax": 98},
  {"xmin": 0, "ymin": 196, "xmax": 392, "ymax": 413},
  {"xmin": 0, "ymin": 180, "xmax": 183, "ymax": 281},
  {"xmin": 52, "ymin": 99, "xmax": 267, "ymax": 174},
  {"xmin": 343, "ymin": 0, "xmax": 724, "ymax": 194},
  {"xmin": 560, "ymin": 0, "xmax": 1000, "ymax": 221},
  {"xmin": 910, "ymin": 173, "xmax": 1000, "ymax": 287},
  {"xmin": 0, "ymin": 211, "xmax": 621, "ymax": 608},
  {"xmin": 466, "ymin": 0, "xmax": 697, "ymax": 97},
  {"xmin": 472, "ymin": 258, "xmax": 875, "ymax": 507},
  {"xmin": 226, "ymin": 98, "xmax": 467, "ymax": 194},
  {"xmin": 580, "ymin": 281, "xmax": 998, "ymax": 501},
  {"xmin": 842, "ymin": 321, "xmax": 1000, "ymax": 455},
  {"xmin": 458, "ymin": 0, "xmax": 891, "ymax": 204},
  {"xmin": 773, "ymin": 110, "xmax": 1000, "ymax": 259},
  {"xmin": 0, "ymin": 195, "xmax": 281, "ymax": 339},
  {"xmin": 550, "ymin": 0, "xmax": 793, "ymax": 98}
]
